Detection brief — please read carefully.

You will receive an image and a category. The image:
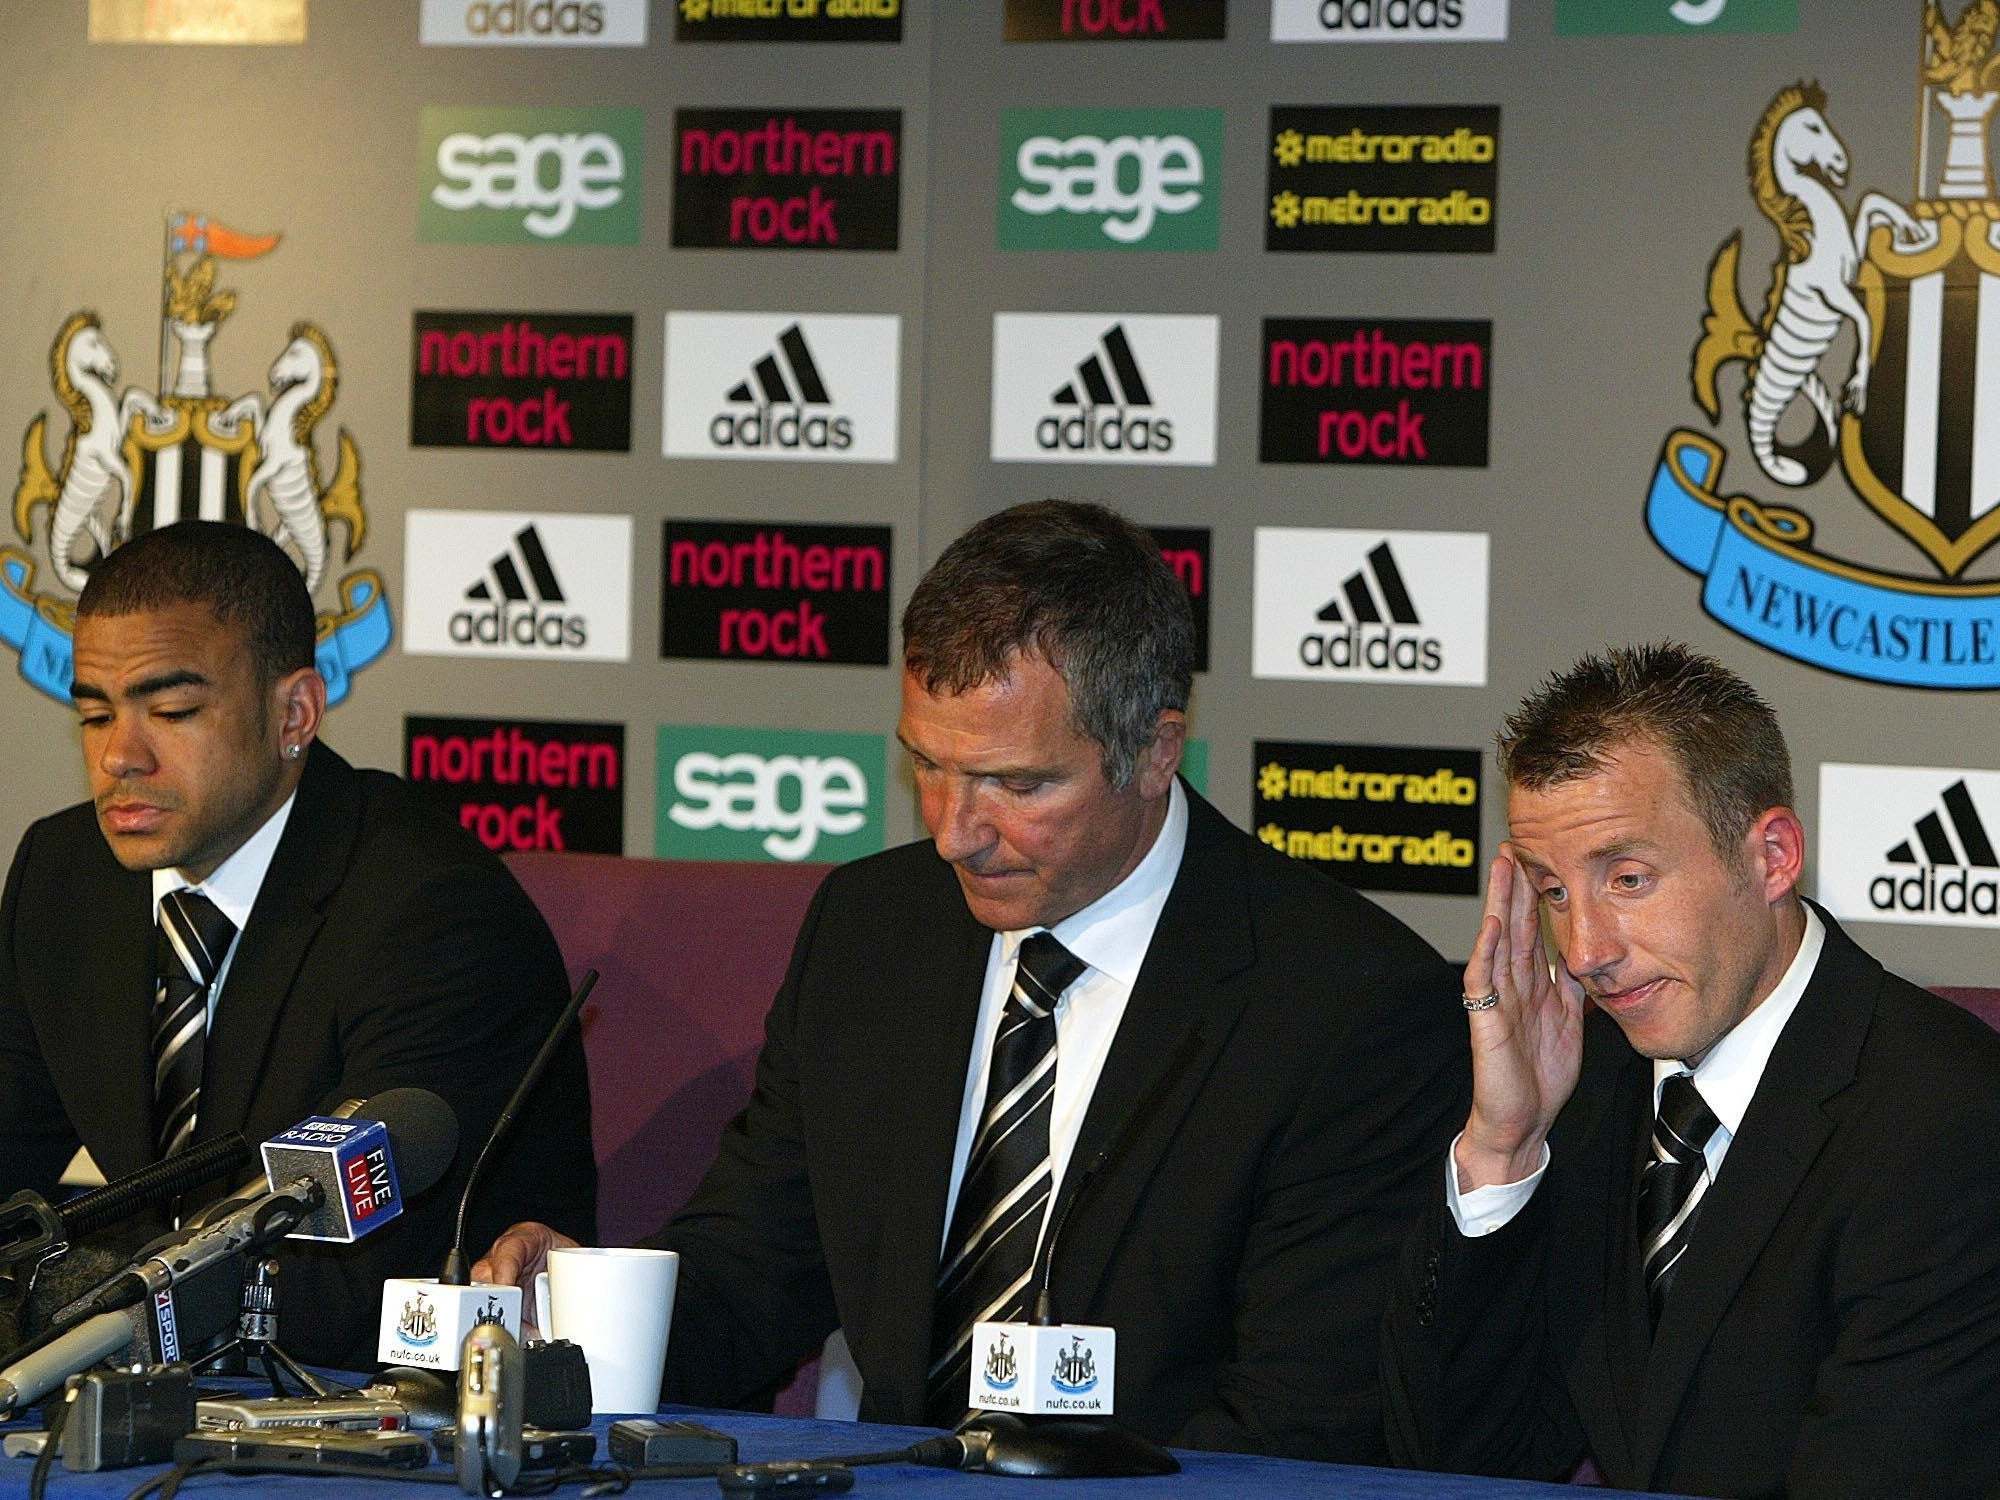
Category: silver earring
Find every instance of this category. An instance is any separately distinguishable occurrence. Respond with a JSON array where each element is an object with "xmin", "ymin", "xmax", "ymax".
[{"xmin": 285, "ymin": 744, "xmax": 302, "ymax": 761}]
